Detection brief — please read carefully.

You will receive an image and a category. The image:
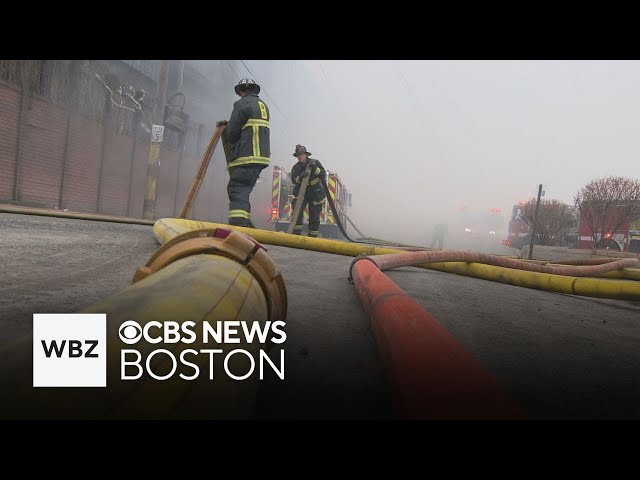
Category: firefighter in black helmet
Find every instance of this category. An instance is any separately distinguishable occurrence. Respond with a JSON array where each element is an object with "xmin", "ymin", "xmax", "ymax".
[
  {"xmin": 290, "ymin": 145, "xmax": 326, "ymax": 237},
  {"xmin": 220, "ymin": 78, "xmax": 270, "ymax": 227}
]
